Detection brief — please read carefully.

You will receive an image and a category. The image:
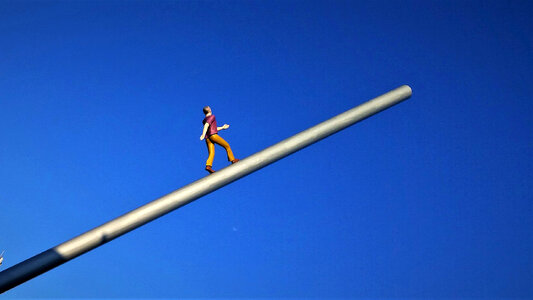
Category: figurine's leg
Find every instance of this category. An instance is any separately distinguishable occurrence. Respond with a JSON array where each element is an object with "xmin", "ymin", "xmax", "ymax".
[
  {"xmin": 205, "ymin": 137, "xmax": 215, "ymax": 167},
  {"xmin": 210, "ymin": 134, "xmax": 235, "ymax": 162}
]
